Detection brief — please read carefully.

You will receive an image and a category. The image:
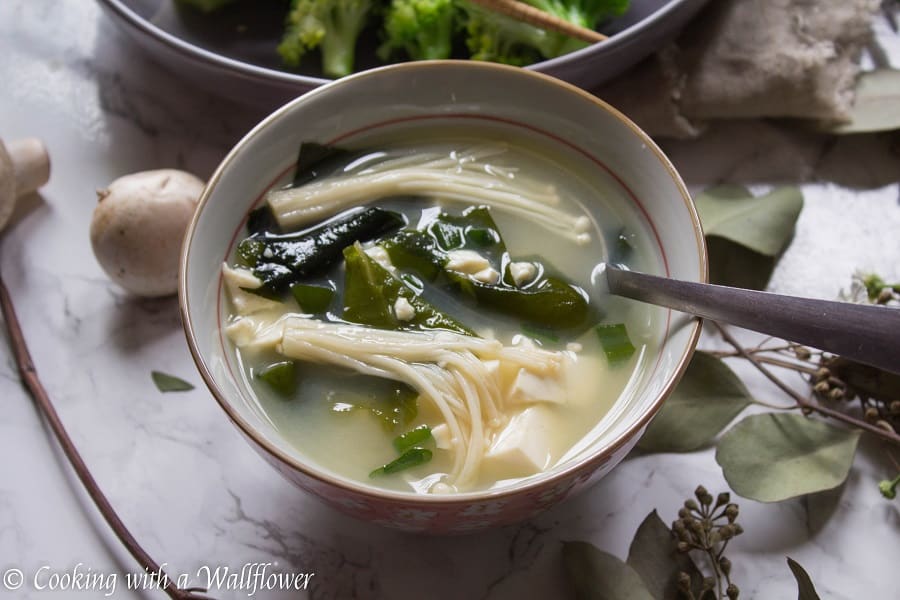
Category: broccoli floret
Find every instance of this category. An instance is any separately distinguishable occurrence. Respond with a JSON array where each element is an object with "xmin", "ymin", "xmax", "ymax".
[
  {"xmin": 176, "ymin": 0, "xmax": 238, "ymax": 12},
  {"xmin": 278, "ymin": 0, "xmax": 375, "ymax": 78},
  {"xmin": 379, "ymin": 0, "xmax": 456, "ymax": 61},
  {"xmin": 460, "ymin": 1, "xmax": 567, "ymax": 66},
  {"xmin": 522, "ymin": 0, "xmax": 629, "ymax": 29}
]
